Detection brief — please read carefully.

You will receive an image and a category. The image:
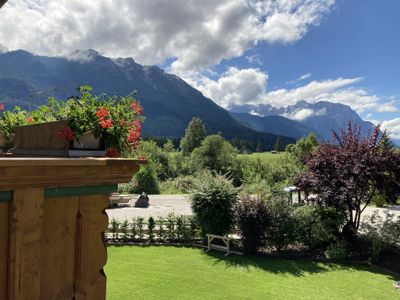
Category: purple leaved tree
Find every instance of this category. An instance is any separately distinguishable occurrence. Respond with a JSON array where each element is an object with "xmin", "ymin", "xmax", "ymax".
[{"xmin": 295, "ymin": 123, "xmax": 400, "ymax": 239}]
